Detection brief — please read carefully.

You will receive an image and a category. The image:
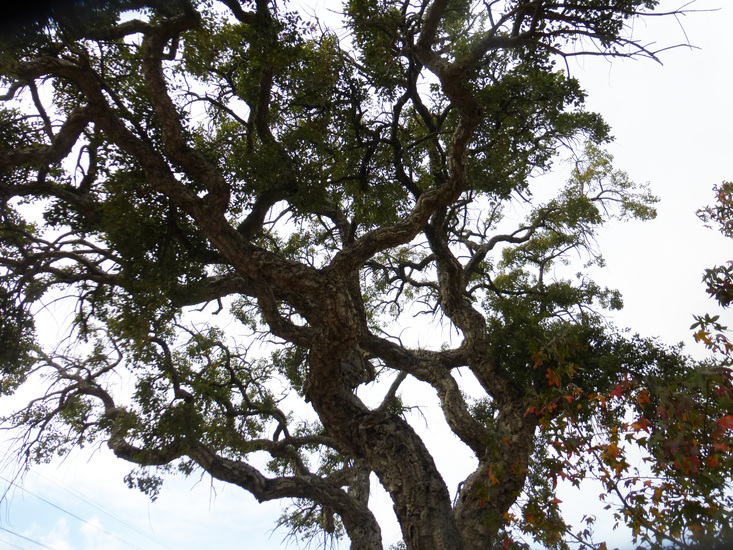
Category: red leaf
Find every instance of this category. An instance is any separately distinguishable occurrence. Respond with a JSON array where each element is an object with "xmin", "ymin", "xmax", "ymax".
[
  {"xmin": 717, "ymin": 415, "xmax": 733, "ymax": 430},
  {"xmin": 630, "ymin": 416, "xmax": 652, "ymax": 433},
  {"xmin": 610, "ymin": 382, "xmax": 627, "ymax": 399},
  {"xmin": 636, "ymin": 389, "xmax": 651, "ymax": 405}
]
